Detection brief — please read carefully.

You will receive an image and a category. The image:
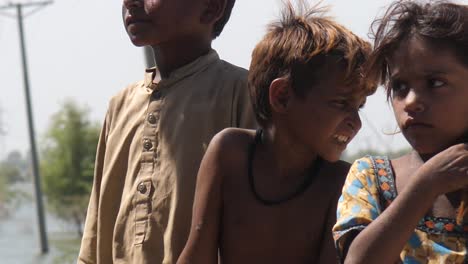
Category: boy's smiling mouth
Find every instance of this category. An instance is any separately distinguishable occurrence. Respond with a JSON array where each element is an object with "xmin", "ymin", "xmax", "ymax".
[{"xmin": 333, "ymin": 134, "xmax": 350, "ymax": 144}]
